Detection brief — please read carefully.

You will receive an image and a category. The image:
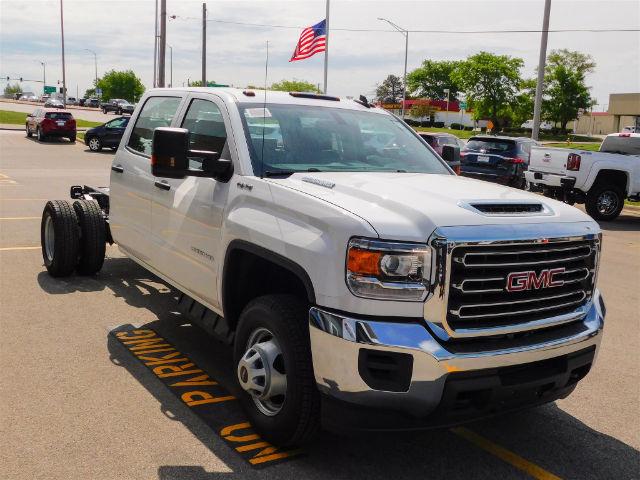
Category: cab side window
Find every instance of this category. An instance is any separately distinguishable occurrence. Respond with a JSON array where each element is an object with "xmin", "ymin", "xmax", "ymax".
[
  {"xmin": 181, "ymin": 99, "xmax": 229, "ymax": 169},
  {"xmin": 127, "ymin": 96, "xmax": 181, "ymax": 156},
  {"xmin": 107, "ymin": 117, "xmax": 129, "ymax": 129}
]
